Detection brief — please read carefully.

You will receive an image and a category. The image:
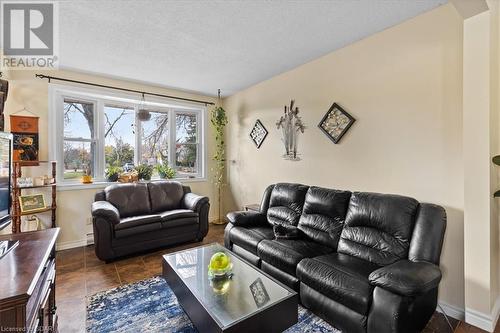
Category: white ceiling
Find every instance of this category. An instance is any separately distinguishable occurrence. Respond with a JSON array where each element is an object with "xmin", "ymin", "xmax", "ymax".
[{"xmin": 58, "ymin": 0, "xmax": 447, "ymax": 96}]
